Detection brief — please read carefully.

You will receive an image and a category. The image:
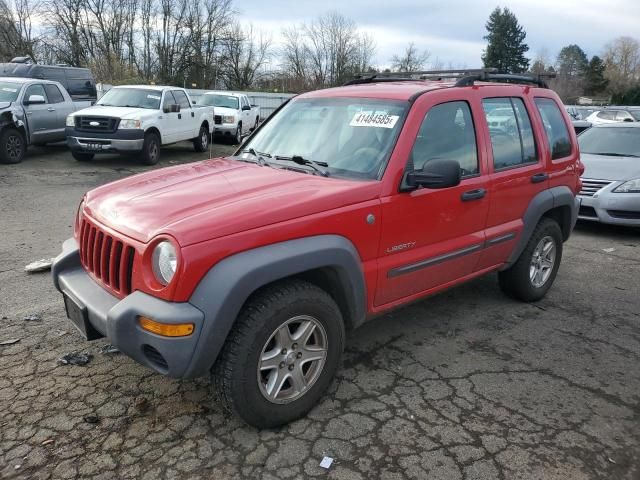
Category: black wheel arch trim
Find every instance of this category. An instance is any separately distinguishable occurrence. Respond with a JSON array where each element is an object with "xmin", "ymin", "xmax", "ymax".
[
  {"xmin": 502, "ymin": 186, "xmax": 578, "ymax": 269},
  {"xmin": 183, "ymin": 234, "xmax": 366, "ymax": 378}
]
